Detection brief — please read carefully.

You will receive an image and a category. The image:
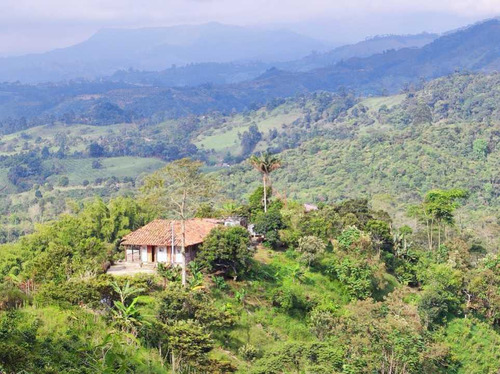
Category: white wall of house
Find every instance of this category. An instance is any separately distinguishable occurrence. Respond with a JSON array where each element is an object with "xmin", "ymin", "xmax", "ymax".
[
  {"xmin": 125, "ymin": 245, "xmax": 194, "ymax": 265},
  {"xmin": 173, "ymin": 246, "xmax": 183, "ymax": 264},
  {"xmin": 140, "ymin": 245, "xmax": 148, "ymax": 262},
  {"xmin": 157, "ymin": 246, "xmax": 168, "ymax": 263}
]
